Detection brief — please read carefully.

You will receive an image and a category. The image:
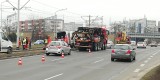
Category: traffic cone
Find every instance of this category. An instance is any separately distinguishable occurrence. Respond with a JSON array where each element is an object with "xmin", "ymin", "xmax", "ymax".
[
  {"xmin": 18, "ymin": 58, "xmax": 22, "ymax": 65},
  {"xmin": 41, "ymin": 55, "xmax": 45, "ymax": 63},
  {"xmin": 61, "ymin": 53, "xmax": 64, "ymax": 58}
]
